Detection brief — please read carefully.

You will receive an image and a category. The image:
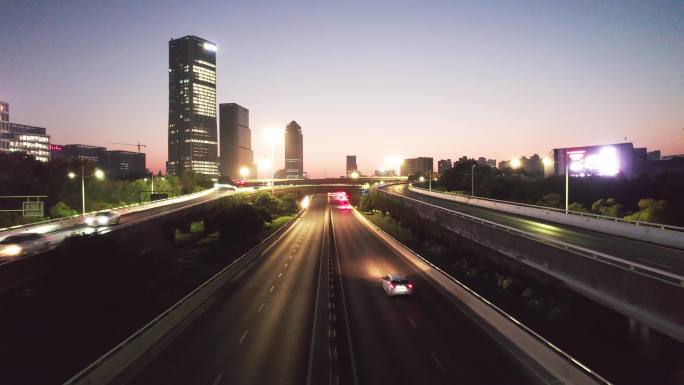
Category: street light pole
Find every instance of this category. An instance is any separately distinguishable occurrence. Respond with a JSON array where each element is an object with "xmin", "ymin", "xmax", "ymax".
[
  {"xmin": 428, "ymin": 169, "xmax": 432, "ymax": 190},
  {"xmin": 471, "ymin": 164, "xmax": 476, "ymax": 196},
  {"xmin": 565, "ymin": 153, "xmax": 569, "ymax": 213},
  {"xmin": 271, "ymin": 140, "xmax": 275, "ymax": 195},
  {"xmin": 81, "ymin": 160, "xmax": 86, "ymax": 214}
]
